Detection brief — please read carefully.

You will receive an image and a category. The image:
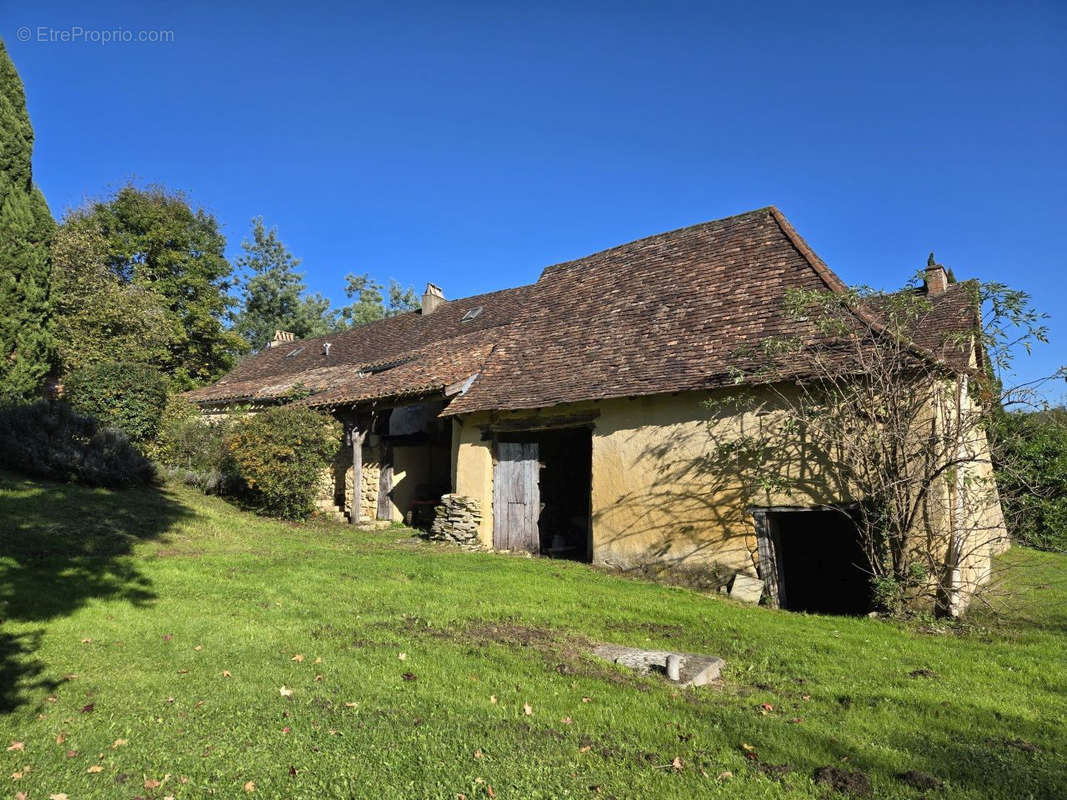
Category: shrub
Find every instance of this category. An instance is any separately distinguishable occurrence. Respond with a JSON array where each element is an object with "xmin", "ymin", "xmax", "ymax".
[
  {"xmin": 225, "ymin": 405, "xmax": 341, "ymax": 519},
  {"xmin": 64, "ymin": 361, "xmax": 168, "ymax": 444},
  {"xmin": 0, "ymin": 401, "xmax": 155, "ymax": 487},
  {"xmin": 992, "ymin": 408, "xmax": 1067, "ymax": 552},
  {"xmin": 151, "ymin": 395, "xmax": 232, "ymax": 472}
]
